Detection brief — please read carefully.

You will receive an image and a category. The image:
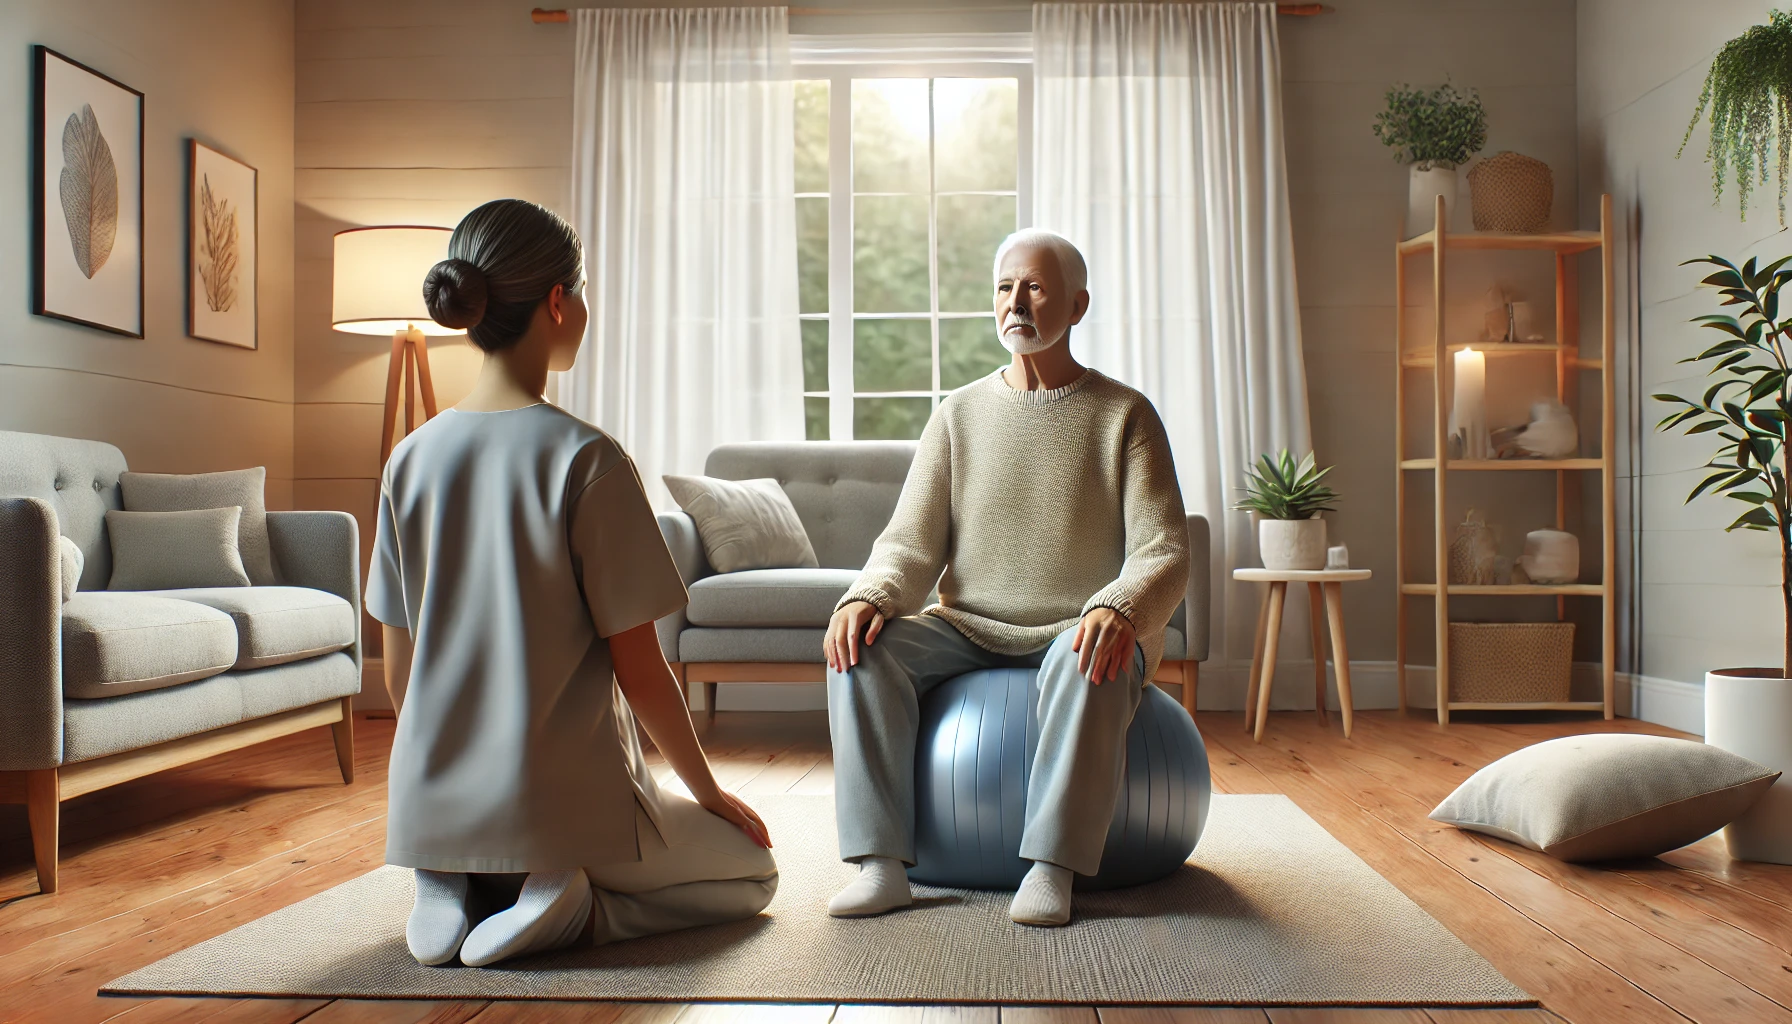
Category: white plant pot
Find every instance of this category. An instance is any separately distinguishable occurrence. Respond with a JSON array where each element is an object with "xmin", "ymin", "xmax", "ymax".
[
  {"xmin": 1259, "ymin": 518, "xmax": 1327, "ymax": 571},
  {"xmin": 1408, "ymin": 163, "xmax": 1459, "ymax": 234},
  {"xmin": 1706, "ymin": 668, "xmax": 1792, "ymax": 864}
]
